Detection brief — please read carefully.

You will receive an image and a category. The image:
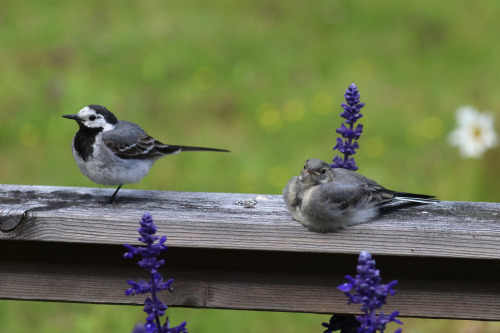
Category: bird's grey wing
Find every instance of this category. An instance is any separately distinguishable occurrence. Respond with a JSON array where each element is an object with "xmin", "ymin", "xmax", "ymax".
[
  {"xmin": 331, "ymin": 168, "xmax": 437, "ymax": 205},
  {"xmin": 102, "ymin": 121, "xmax": 181, "ymax": 159},
  {"xmin": 330, "ymin": 169, "xmax": 395, "ymax": 204},
  {"xmin": 360, "ymin": 181, "xmax": 396, "ymax": 204},
  {"xmin": 318, "ymin": 181, "xmax": 369, "ymax": 204},
  {"xmin": 320, "ymin": 181, "xmax": 395, "ymax": 205}
]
